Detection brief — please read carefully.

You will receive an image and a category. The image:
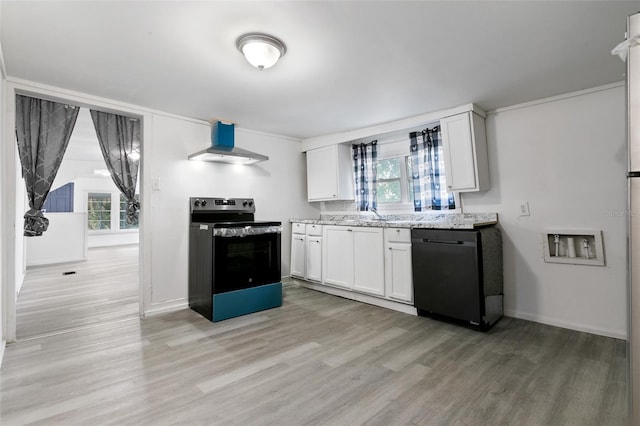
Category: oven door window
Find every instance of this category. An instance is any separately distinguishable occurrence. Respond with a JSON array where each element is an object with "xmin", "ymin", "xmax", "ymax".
[{"xmin": 213, "ymin": 232, "xmax": 281, "ymax": 293}]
